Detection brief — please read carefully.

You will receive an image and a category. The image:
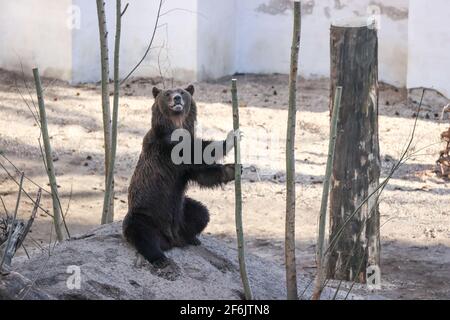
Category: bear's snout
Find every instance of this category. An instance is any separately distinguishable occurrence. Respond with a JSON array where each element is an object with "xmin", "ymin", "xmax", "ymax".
[
  {"xmin": 172, "ymin": 104, "xmax": 183, "ymax": 112},
  {"xmin": 173, "ymin": 94, "xmax": 182, "ymax": 104}
]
